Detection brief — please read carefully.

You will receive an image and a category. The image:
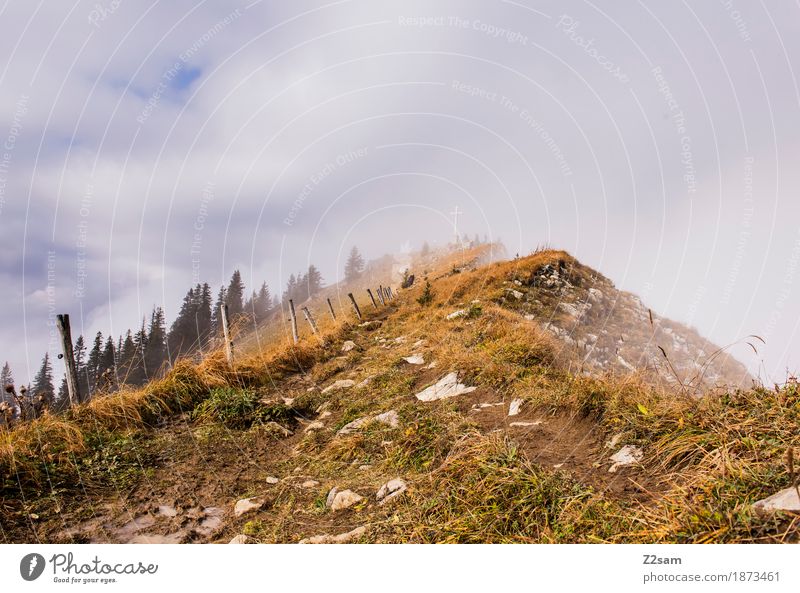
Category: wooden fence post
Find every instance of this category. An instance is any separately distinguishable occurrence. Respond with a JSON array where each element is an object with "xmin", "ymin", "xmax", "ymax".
[
  {"xmin": 220, "ymin": 304, "xmax": 235, "ymax": 365},
  {"xmin": 288, "ymin": 299, "xmax": 299, "ymax": 344},
  {"xmin": 377, "ymin": 286, "xmax": 385, "ymax": 306},
  {"xmin": 326, "ymin": 297, "xmax": 337, "ymax": 322},
  {"xmin": 348, "ymin": 293, "xmax": 362, "ymax": 320},
  {"xmin": 386, "ymin": 287, "xmax": 394, "ymax": 300},
  {"xmin": 301, "ymin": 307, "xmax": 319, "ymax": 335},
  {"xmin": 56, "ymin": 314, "xmax": 82, "ymax": 406},
  {"xmin": 367, "ymin": 289, "xmax": 378, "ymax": 309}
]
